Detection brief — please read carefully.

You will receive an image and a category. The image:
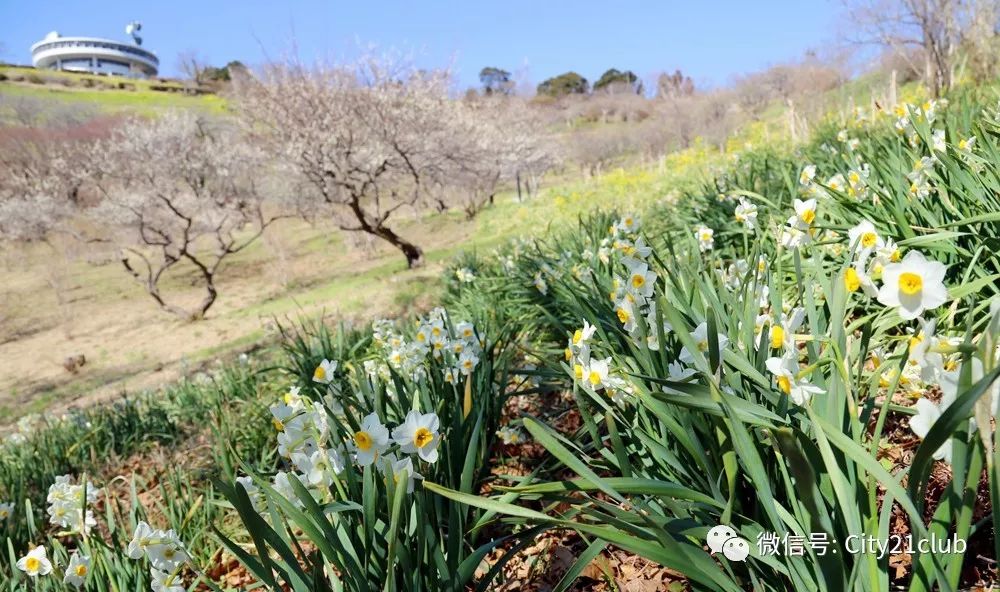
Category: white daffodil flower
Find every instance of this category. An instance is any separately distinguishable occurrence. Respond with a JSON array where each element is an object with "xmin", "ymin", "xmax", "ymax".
[
  {"xmin": 235, "ymin": 476, "xmax": 264, "ymax": 511},
  {"xmin": 734, "ymin": 198, "xmax": 758, "ymax": 230},
  {"xmin": 847, "ymin": 220, "xmax": 883, "ymax": 254},
  {"xmin": 765, "ymin": 353, "xmax": 824, "ymax": 406},
  {"xmin": 282, "ymin": 386, "xmax": 306, "ymax": 409},
  {"xmin": 571, "ymin": 320, "xmax": 597, "ymax": 351},
  {"xmin": 799, "ymin": 164, "xmax": 816, "ymax": 186},
  {"xmin": 272, "ymin": 471, "xmax": 304, "ymax": 507},
  {"xmin": 877, "ymin": 250, "xmax": 948, "ymax": 320},
  {"xmin": 790, "ymin": 198, "xmax": 817, "ymax": 230},
  {"xmin": 455, "ymin": 321, "xmax": 476, "ymax": 341},
  {"xmin": 827, "ymin": 173, "xmax": 846, "ymax": 193},
  {"xmin": 496, "ymin": 426, "xmax": 524, "ymax": 445},
  {"xmin": 909, "ymin": 398, "xmax": 958, "ymax": 464},
  {"xmin": 455, "ymin": 267, "xmax": 476, "ymax": 283},
  {"xmin": 615, "ymin": 298, "xmax": 637, "ymax": 333},
  {"xmin": 931, "ymin": 128, "xmax": 946, "ymax": 152},
  {"xmin": 150, "ymin": 567, "xmax": 186, "ymax": 592},
  {"xmin": 0, "ymin": 502, "xmax": 12, "ymax": 521},
  {"xmin": 146, "ymin": 531, "xmax": 189, "ymax": 571},
  {"xmin": 63, "ymin": 552, "xmax": 90, "ymax": 588},
  {"xmin": 618, "ymin": 214, "xmax": 640, "ymax": 234},
  {"xmin": 533, "ymin": 273, "xmax": 548, "ymax": 295},
  {"xmin": 625, "ymin": 259, "xmax": 657, "ymax": 299},
  {"xmin": 957, "ymin": 136, "xmax": 976, "ymax": 153},
  {"xmin": 458, "ymin": 351, "xmax": 480, "ymax": 375},
  {"xmin": 695, "ymin": 225, "xmax": 714, "ymax": 252},
  {"xmin": 381, "ymin": 453, "xmax": 423, "ymax": 493},
  {"xmin": 127, "ymin": 521, "xmax": 160, "ymax": 560},
  {"xmin": 907, "ymin": 318, "xmax": 944, "ymax": 382},
  {"xmin": 352, "ymin": 412, "xmax": 390, "ymax": 467},
  {"xmin": 679, "ymin": 322, "xmax": 729, "ymax": 364},
  {"xmin": 768, "ymin": 308, "xmax": 805, "ymax": 351},
  {"xmin": 844, "ymin": 252, "xmax": 878, "ymax": 297},
  {"xmin": 393, "ymin": 410, "xmax": 441, "ymax": 463},
  {"xmin": 312, "ymin": 359, "xmax": 338, "ymax": 384},
  {"xmin": 16, "ymin": 546, "xmax": 52, "ymax": 577},
  {"xmin": 583, "ymin": 357, "xmax": 611, "ymax": 390}
]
